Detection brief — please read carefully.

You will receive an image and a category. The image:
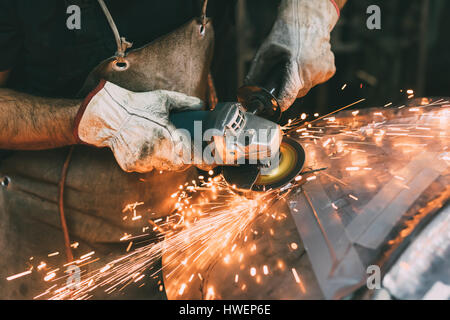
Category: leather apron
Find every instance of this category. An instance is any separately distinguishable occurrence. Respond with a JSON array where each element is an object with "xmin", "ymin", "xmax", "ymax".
[{"xmin": 0, "ymin": 3, "xmax": 214, "ymax": 299}]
